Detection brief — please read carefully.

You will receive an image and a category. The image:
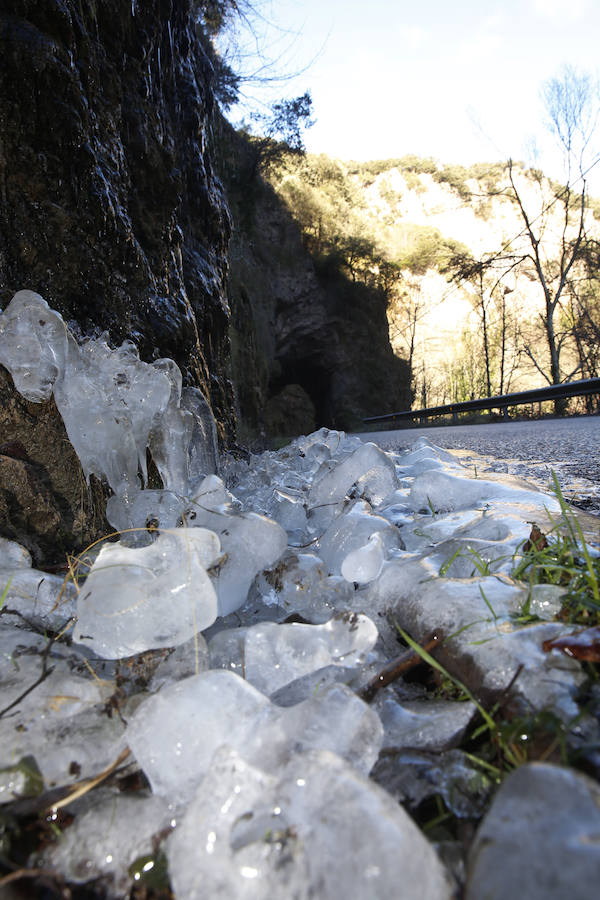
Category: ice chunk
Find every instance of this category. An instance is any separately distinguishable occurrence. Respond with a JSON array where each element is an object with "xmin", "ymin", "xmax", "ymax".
[
  {"xmin": 148, "ymin": 633, "xmax": 210, "ymax": 692},
  {"xmin": 318, "ymin": 500, "xmax": 403, "ymax": 575},
  {"xmin": 0, "ymin": 290, "xmax": 68, "ymax": 401},
  {"xmin": 167, "ymin": 748, "xmax": 452, "ymax": 900},
  {"xmin": 73, "ymin": 528, "xmax": 221, "ymax": 658},
  {"xmin": 409, "ymin": 469, "xmax": 560, "ymax": 516},
  {"xmin": 148, "ymin": 358, "xmax": 194, "ymax": 496},
  {"xmin": 181, "ymin": 386, "xmax": 219, "ymax": 486},
  {"xmin": 106, "ymin": 489, "xmax": 188, "ymax": 540},
  {"xmin": 182, "ymin": 507, "xmax": 288, "ymax": 616},
  {"xmin": 0, "ymin": 568, "xmax": 76, "ymax": 630},
  {"xmin": 241, "ymin": 614, "xmax": 378, "ymax": 692},
  {"xmin": 375, "ymin": 697, "xmax": 476, "ymax": 752},
  {"xmin": 208, "ymin": 613, "xmax": 379, "ymax": 693},
  {"xmin": 1, "ymin": 293, "xmax": 222, "ymax": 530},
  {"xmin": 189, "ymin": 474, "xmax": 241, "ymax": 514},
  {"xmin": 0, "ymin": 635, "xmax": 125, "ymax": 787},
  {"xmin": 127, "ymin": 671, "xmax": 383, "ymax": 804},
  {"xmin": 261, "ymin": 682, "xmax": 383, "ymax": 774},
  {"xmin": 341, "ymin": 532, "xmax": 386, "ymax": 584},
  {"xmin": 126, "ymin": 670, "xmax": 272, "ymax": 803},
  {"xmin": 0, "ymin": 756, "xmax": 43, "ymax": 805},
  {"xmin": 250, "ymin": 550, "xmax": 355, "ymax": 621},
  {"xmin": 264, "ymin": 488, "xmax": 308, "ymax": 537},
  {"xmin": 38, "ymin": 788, "xmax": 176, "ymax": 894},
  {"xmin": 372, "ymin": 748, "xmax": 492, "ymax": 820},
  {"xmin": 466, "ymin": 763, "xmax": 600, "ymax": 900},
  {"xmin": 308, "ymin": 441, "xmax": 399, "ymax": 512},
  {"xmin": 53, "ymin": 332, "xmax": 172, "ymax": 517},
  {"xmin": 0, "ymin": 538, "xmax": 31, "ymax": 569}
]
